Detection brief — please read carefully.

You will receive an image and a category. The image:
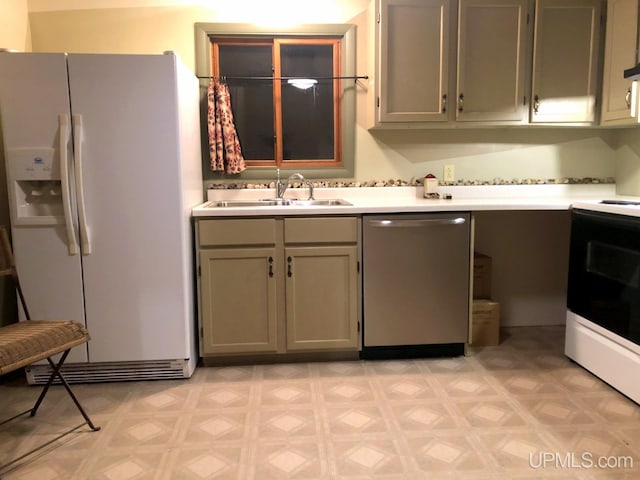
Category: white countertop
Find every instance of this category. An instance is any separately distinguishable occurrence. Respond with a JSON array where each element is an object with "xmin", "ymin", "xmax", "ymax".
[{"xmin": 192, "ymin": 183, "xmax": 640, "ymax": 217}]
